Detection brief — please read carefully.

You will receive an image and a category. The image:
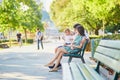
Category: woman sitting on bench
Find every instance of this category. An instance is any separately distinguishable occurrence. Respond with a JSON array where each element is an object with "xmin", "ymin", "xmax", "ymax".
[{"xmin": 45, "ymin": 24, "xmax": 87, "ymax": 72}]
